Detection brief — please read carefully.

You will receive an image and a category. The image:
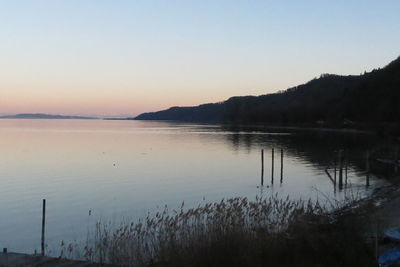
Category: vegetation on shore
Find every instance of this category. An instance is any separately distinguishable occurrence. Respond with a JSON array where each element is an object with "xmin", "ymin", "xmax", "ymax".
[
  {"xmin": 60, "ymin": 195, "xmax": 376, "ymax": 267},
  {"xmin": 135, "ymin": 56, "xmax": 400, "ymax": 135}
]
